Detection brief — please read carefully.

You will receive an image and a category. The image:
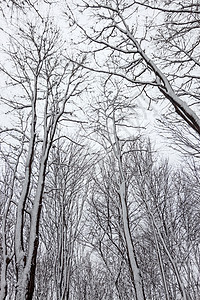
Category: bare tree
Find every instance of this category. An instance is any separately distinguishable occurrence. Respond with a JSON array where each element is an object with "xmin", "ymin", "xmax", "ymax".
[
  {"xmin": 125, "ymin": 141, "xmax": 200, "ymax": 300},
  {"xmin": 81, "ymin": 79, "xmax": 146, "ymax": 299},
  {"xmin": 66, "ymin": 0, "xmax": 200, "ymax": 137},
  {"xmin": 35, "ymin": 138, "xmax": 91, "ymax": 300},
  {"xmin": 0, "ymin": 115, "xmax": 28, "ymax": 300},
  {"xmin": 82, "ymin": 80, "xmax": 200, "ymax": 298},
  {"xmin": 0, "ymin": 15, "xmax": 85, "ymax": 299}
]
